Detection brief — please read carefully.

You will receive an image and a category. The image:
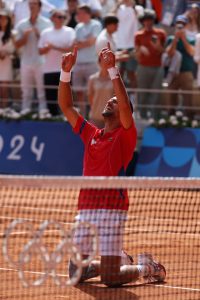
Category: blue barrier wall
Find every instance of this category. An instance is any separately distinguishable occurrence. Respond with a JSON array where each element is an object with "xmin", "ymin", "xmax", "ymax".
[
  {"xmin": 0, "ymin": 120, "xmax": 83, "ymax": 175},
  {"xmin": 135, "ymin": 127, "xmax": 200, "ymax": 177}
]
